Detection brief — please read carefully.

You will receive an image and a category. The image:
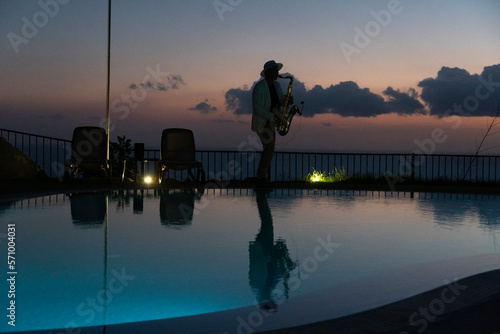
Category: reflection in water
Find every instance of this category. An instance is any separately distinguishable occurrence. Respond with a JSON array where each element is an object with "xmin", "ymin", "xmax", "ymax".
[
  {"xmin": 418, "ymin": 193, "xmax": 500, "ymax": 230},
  {"xmin": 70, "ymin": 192, "xmax": 108, "ymax": 228},
  {"xmin": 69, "ymin": 191, "xmax": 109, "ymax": 333},
  {"xmin": 2, "ymin": 190, "xmax": 500, "ymax": 332},
  {"xmin": 133, "ymin": 190, "xmax": 144, "ymax": 214},
  {"xmin": 159, "ymin": 189, "xmax": 203, "ymax": 227},
  {"xmin": 476, "ymin": 201, "xmax": 500, "ymax": 228},
  {"xmin": 249, "ymin": 190, "xmax": 297, "ymax": 311},
  {"xmin": 0, "ymin": 201, "xmax": 13, "ymax": 214}
]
